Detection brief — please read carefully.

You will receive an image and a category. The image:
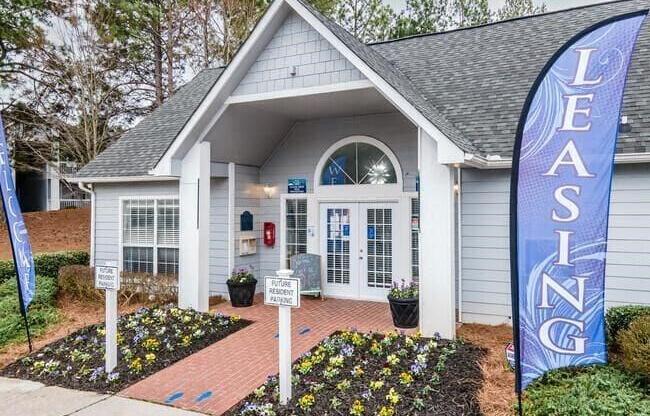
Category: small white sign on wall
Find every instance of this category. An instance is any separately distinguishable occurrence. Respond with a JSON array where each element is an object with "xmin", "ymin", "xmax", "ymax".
[
  {"xmin": 95, "ymin": 265, "xmax": 120, "ymax": 290},
  {"xmin": 264, "ymin": 275, "xmax": 301, "ymax": 308}
]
